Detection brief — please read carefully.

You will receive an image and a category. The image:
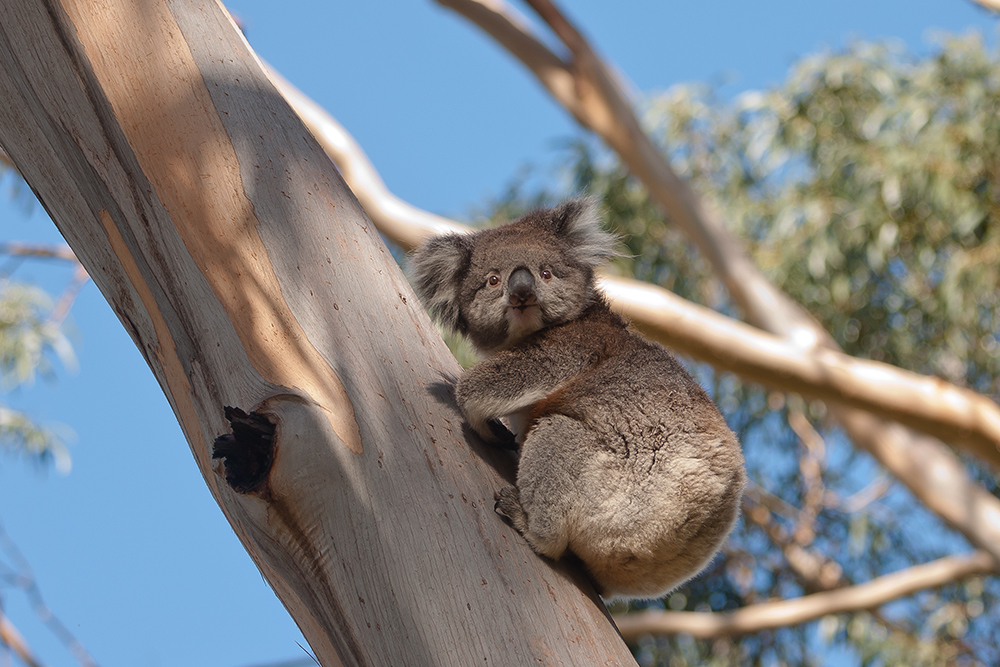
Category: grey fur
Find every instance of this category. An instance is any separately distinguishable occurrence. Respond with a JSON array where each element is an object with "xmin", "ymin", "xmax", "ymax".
[{"xmin": 410, "ymin": 198, "xmax": 746, "ymax": 599}]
